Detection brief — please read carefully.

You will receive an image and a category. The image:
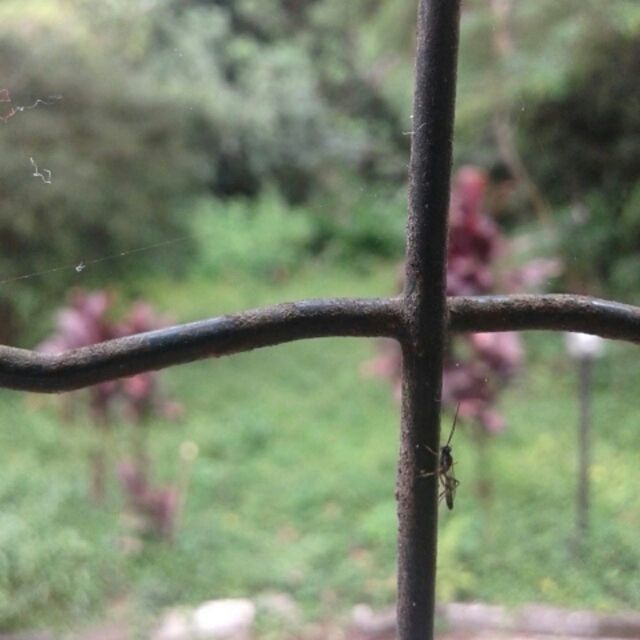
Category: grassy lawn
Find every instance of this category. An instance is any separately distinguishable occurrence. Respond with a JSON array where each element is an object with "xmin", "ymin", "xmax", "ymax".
[{"xmin": 1, "ymin": 261, "xmax": 639, "ymax": 633}]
